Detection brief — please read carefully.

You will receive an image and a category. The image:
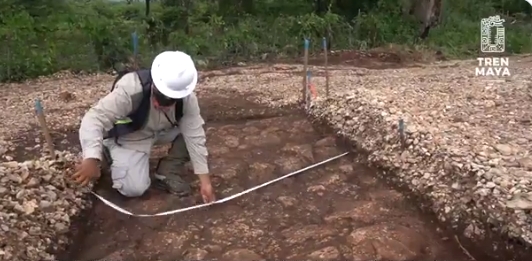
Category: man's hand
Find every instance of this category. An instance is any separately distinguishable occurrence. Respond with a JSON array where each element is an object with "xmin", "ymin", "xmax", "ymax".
[
  {"xmin": 198, "ymin": 174, "xmax": 215, "ymax": 203},
  {"xmin": 72, "ymin": 158, "xmax": 101, "ymax": 186}
]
